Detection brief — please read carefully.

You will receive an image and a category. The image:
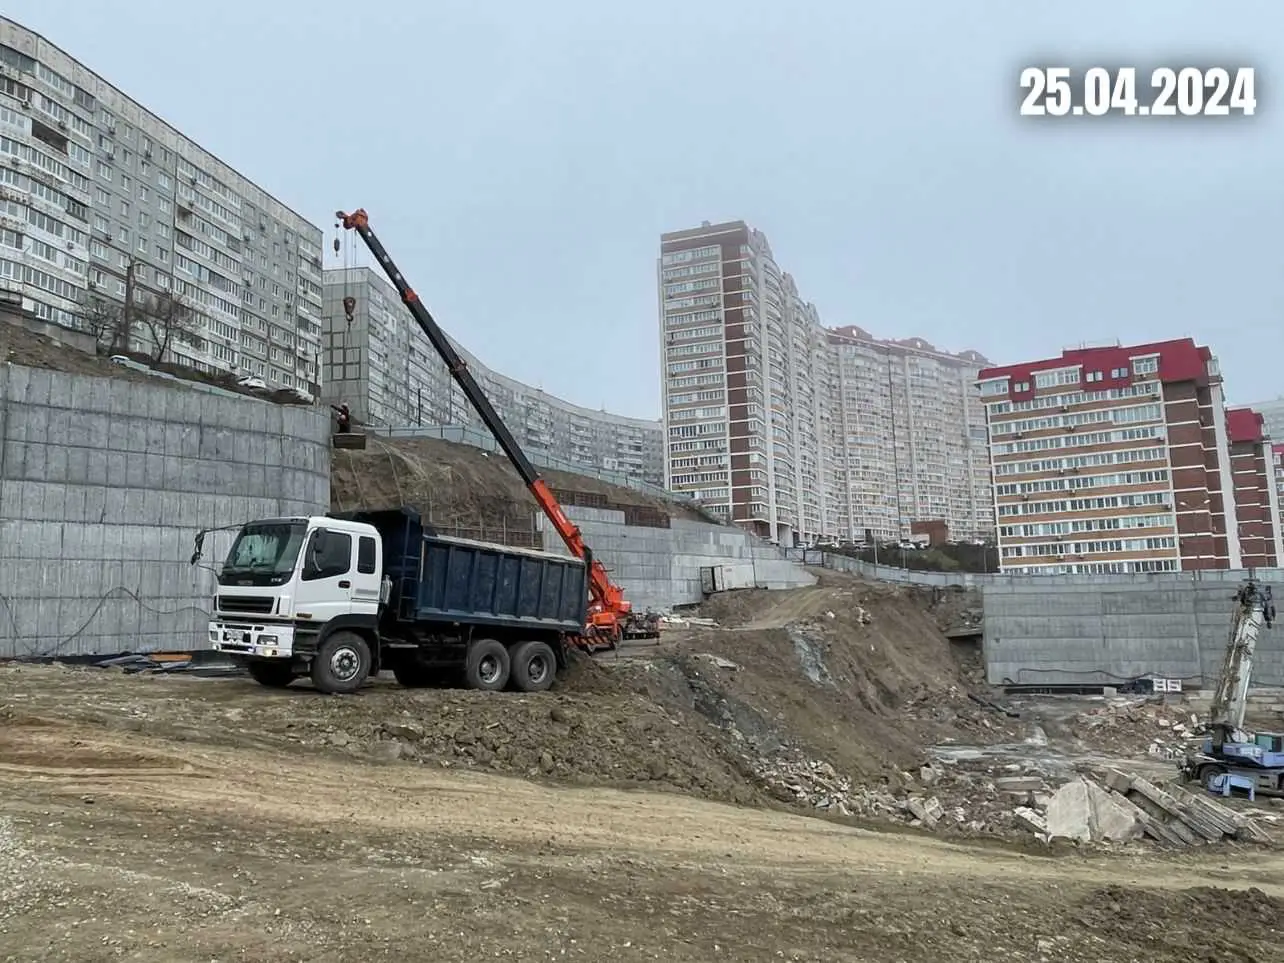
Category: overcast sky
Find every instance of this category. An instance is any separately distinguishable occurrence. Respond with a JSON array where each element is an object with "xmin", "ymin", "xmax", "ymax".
[{"xmin": 9, "ymin": 1, "xmax": 1282, "ymax": 419}]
